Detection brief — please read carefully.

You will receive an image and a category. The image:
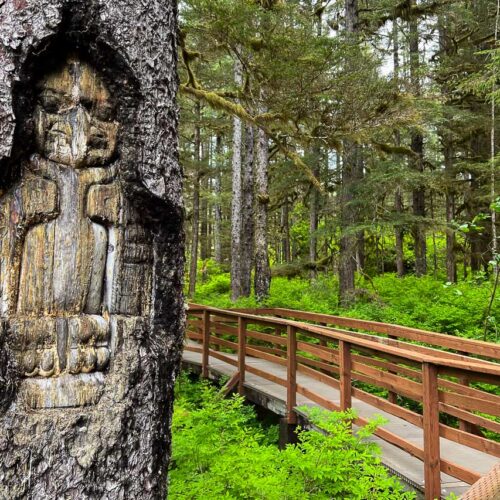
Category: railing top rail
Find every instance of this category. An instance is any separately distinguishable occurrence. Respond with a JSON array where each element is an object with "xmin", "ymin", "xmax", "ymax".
[
  {"xmin": 187, "ymin": 303, "xmax": 500, "ymax": 379},
  {"xmin": 243, "ymin": 307, "xmax": 500, "ymax": 360}
]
